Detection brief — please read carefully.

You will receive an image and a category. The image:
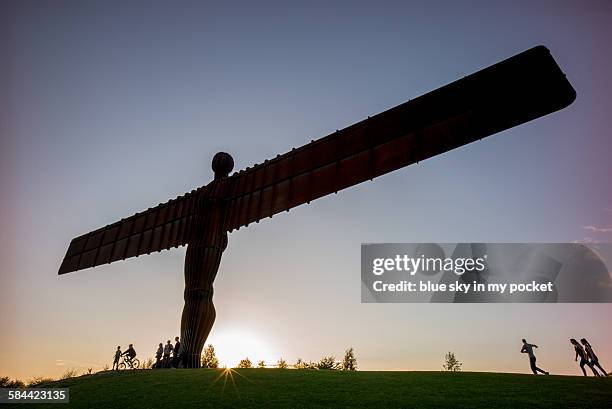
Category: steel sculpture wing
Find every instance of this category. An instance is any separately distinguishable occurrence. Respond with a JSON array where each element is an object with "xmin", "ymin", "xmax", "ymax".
[
  {"xmin": 58, "ymin": 189, "xmax": 204, "ymax": 274},
  {"xmin": 220, "ymin": 46, "xmax": 576, "ymax": 232},
  {"xmin": 58, "ymin": 45, "xmax": 576, "ymax": 275}
]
